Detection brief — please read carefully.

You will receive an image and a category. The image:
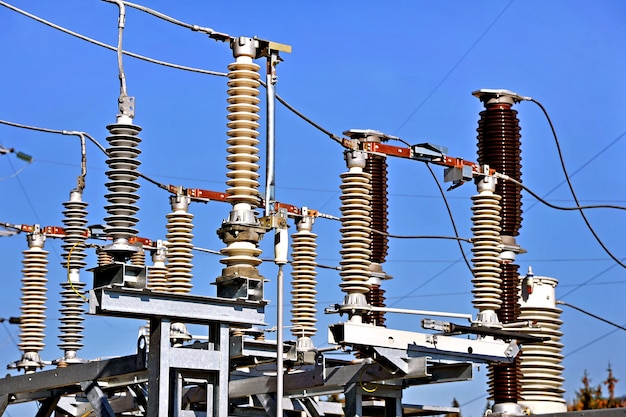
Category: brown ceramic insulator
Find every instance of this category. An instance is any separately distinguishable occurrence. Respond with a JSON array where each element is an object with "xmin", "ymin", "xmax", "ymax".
[
  {"xmin": 365, "ymin": 154, "xmax": 389, "ymax": 264},
  {"xmin": 497, "ymin": 263, "xmax": 521, "ymax": 324},
  {"xmin": 476, "ymin": 103, "xmax": 523, "ymax": 237},
  {"xmin": 489, "ymin": 358, "xmax": 522, "ymax": 403},
  {"xmin": 365, "ymin": 284, "xmax": 386, "ymax": 327}
]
